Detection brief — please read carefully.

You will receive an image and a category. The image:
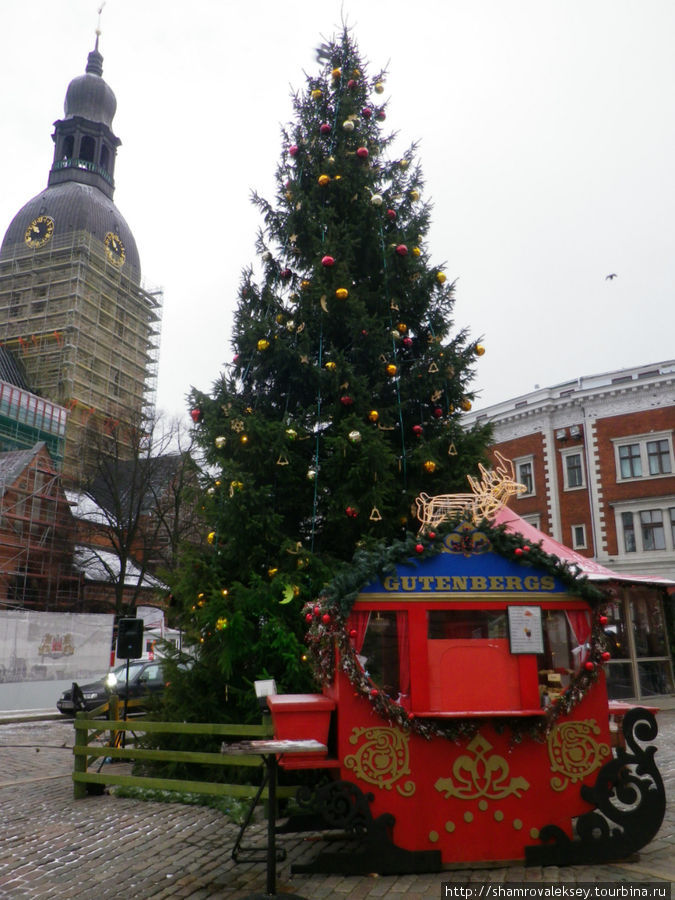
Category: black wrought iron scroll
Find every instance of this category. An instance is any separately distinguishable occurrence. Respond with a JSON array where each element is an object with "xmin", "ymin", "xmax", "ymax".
[
  {"xmin": 290, "ymin": 779, "xmax": 442, "ymax": 875},
  {"xmin": 526, "ymin": 707, "xmax": 665, "ymax": 866}
]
